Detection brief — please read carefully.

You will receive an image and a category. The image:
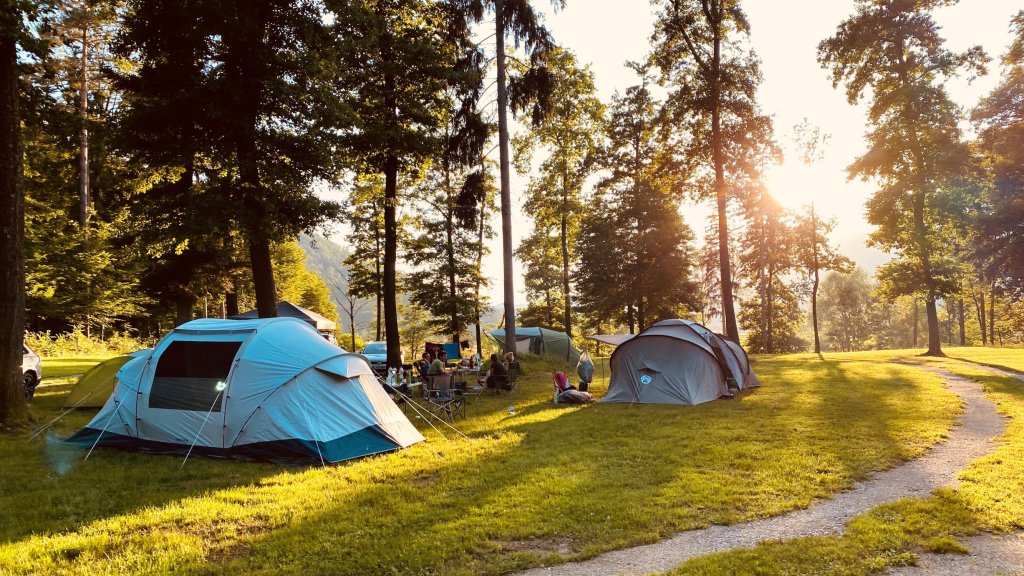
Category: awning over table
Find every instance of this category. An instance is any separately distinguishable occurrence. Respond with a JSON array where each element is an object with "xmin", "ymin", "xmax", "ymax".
[{"xmin": 586, "ymin": 334, "xmax": 636, "ymax": 347}]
